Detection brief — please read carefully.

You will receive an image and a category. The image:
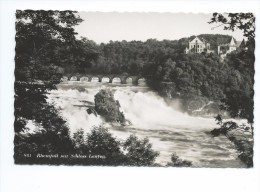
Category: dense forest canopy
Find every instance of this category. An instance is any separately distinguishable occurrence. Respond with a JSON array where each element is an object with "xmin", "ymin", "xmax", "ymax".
[
  {"xmin": 59, "ymin": 34, "xmax": 253, "ymax": 105},
  {"xmin": 66, "ymin": 34, "xmax": 233, "ymax": 75}
]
